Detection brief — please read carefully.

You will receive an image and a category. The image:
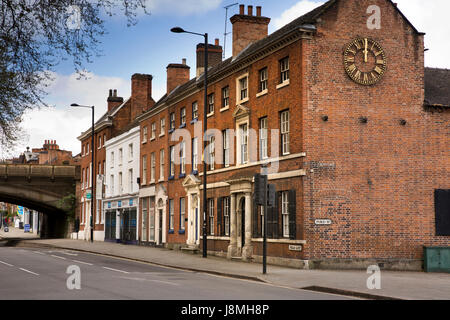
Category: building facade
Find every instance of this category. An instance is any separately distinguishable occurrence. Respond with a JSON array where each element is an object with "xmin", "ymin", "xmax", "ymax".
[
  {"xmin": 103, "ymin": 126, "xmax": 140, "ymax": 244},
  {"xmin": 135, "ymin": 0, "xmax": 449, "ymax": 269}
]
